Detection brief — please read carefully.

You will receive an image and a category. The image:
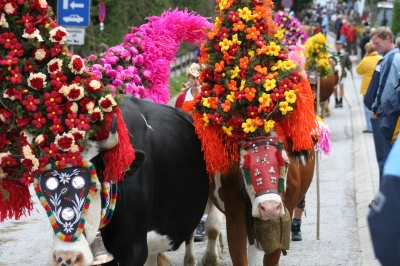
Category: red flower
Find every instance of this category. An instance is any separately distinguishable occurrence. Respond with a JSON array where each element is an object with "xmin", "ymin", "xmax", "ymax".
[
  {"xmin": 50, "ymin": 43, "xmax": 62, "ymax": 57},
  {"xmin": 39, "ymin": 157, "xmax": 49, "ymax": 167},
  {"xmin": 3, "ymin": 2, "xmax": 18, "ymax": 16},
  {"xmin": 0, "ymin": 134, "xmax": 8, "ymax": 150},
  {"xmin": 218, "ymin": 28, "xmax": 231, "ymax": 40},
  {"xmin": 227, "ymin": 11, "xmax": 240, "ymax": 23},
  {"xmin": 254, "ymin": 36, "xmax": 266, "ymax": 47},
  {"xmin": 23, "ymin": 59, "xmax": 36, "ymax": 73},
  {"xmin": 20, "ymin": 172, "xmax": 34, "ymax": 186},
  {"xmin": 50, "ymin": 27, "xmax": 68, "ymax": 43},
  {"xmin": 69, "ymin": 55, "xmax": 84, "ymax": 74},
  {"xmin": 21, "ymin": 158, "xmax": 34, "ymax": 170},
  {"xmin": 51, "ymin": 118, "xmax": 65, "ymax": 135},
  {"xmin": 79, "ymin": 98, "xmax": 96, "ymax": 113},
  {"xmin": 35, "ymin": 134, "xmax": 48, "ymax": 147},
  {"xmin": 72, "ymin": 75, "xmax": 84, "ymax": 86},
  {"xmin": 44, "ymin": 91, "xmax": 63, "ymax": 107},
  {"xmin": 10, "ymin": 67, "xmax": 22, "ymax": 84},
  {"xmin": 76, "ymin": 114, "xmax": 90, "ymax": 131},
  {"xmin": 3, "ymin": 87, "xmax": 22, "ymax": 101},
  {"xmin": 50, "ymin": 71, "xmax": 67, "ymax": 89},
  {"xmin": 9, "ymin": 43, "xmax": 24, "ymax": 57},
  {"xmin": 17, "ymin": 12, "xmax": 34, "ymax": 26},
  {"xmin": 0, "ymin": 32, "xmax": 18, "ymax": 49},
  {"xmin": 32, "ymin": 45, "xmax": 50, "ymax": 62},
  {"xmin": 246, "ymin": 106, "xmax": 259, "ymax": 118},
  {"xmin": 0, "ymin": 55, "xmax": 18, "ymax": 66},
  {"xmin": 254, "ymin": 21, "xmax": 268, "ymax": 34},
  {"xmin": 44, "ymin": 142, "xmax": 60, "ymax": 160},
  {"xmin": 90, "ymin": 109, "xmax": 103, "ymax": 122},
  {"xmin": 31, "ymin": 112, "xmax": 47, "ymax": 129},
  {"xmin": 252, "ymin": 73, "xmax": 265, "ymax": 85},
  {"xmin": 0, "ymin": 155, "xmax": 17, "ymax": 167},
  {"xmin": 46, "ymin": 103, "xmax": 63, "ymax": 120},
  {"xmin": 59, "ymin": 151, "xmax": 83, "ymax": 167},
  {"xmin": 65, "ymin": 113, "xmax": 78, "ymax": 129},
  {"xmin": 16, "ymin": 117, "xmax": 31, "ymax": 129},
  {"xmin": 22, "ymin": 95, "xmax": 40, "ymax": 112},
  {"xmin": 56, "ymin": 135, "xmax": 74, "ymax": 151},
  {"xmin": 30, "ymin": 0, "xmax": 48, "ymax": 13}
]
